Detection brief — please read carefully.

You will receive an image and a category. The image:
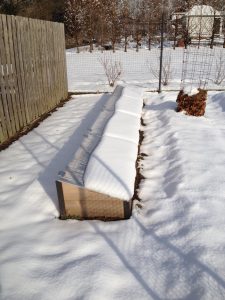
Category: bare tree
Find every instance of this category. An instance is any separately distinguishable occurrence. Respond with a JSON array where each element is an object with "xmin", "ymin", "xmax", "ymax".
[
  {"xmin": 64, "ymin": 0, "xmax": 83, "ymax": 53},
  {"xmin": 99, "ymin": 54, "xmax": 123, "ymax": 87},
  {"xmin": 210, "ymin": 10, "xmax": 217, "ymax": 49},
  {"xmin": 98, "ymin": 0, "xmax": 111, "ymax": 51},
  {"xmin": 144, "ymin": 0, "xmax": 161, "ymax": 50},
  {"xmin": 62, "ymin": 0, "xmax": 225, "ymax": 51},
  {"xmin": 223, "ymin": 16, "xmax": 225, "ymax": 48},
  {"xmin": 213, "ymin": 49, "xmax": 225, "ymax": 85},
  {"xmin": 107, "ymin": 0, "xmax": 121, "ymax": 52},
  {"xmin": 82, "ymin": 0, "xmax": 101, "ymax": 52},
  {"xmin": 0, "ymin": 0, "xmax": 21, "ymax": 14},
  {"xmin": 132, "ymin": 1, "xmax": 144, "ymax": 52},
  {"xmin": 120, "ymin": 0, "xmax": 131, "ymax": 52},
  {"xmin": 147, "ymin": 49, "xmax": 173, "ymax": 86}
]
